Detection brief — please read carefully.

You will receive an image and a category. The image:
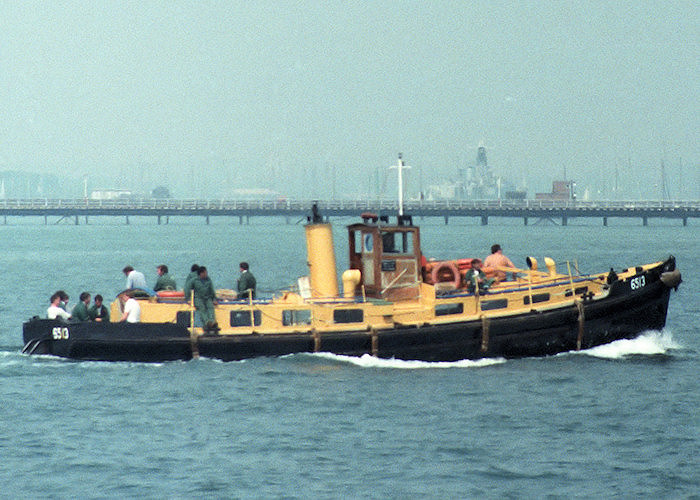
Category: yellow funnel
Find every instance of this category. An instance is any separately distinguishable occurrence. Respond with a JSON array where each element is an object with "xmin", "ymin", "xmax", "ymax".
[{"xmin": 305, "ymin": 223, "xmax": 339, "ymax": 298}]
